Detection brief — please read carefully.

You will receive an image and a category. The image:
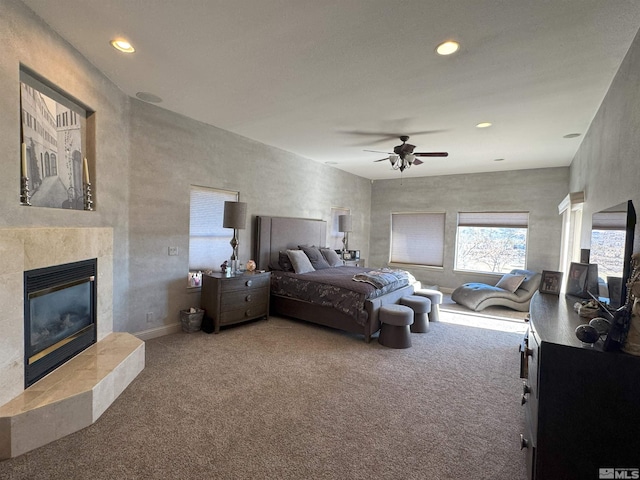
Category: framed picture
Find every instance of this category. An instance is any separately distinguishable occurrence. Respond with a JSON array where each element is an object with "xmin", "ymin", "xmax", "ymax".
[
  {"xmin": 540, "ymin": 270, "xmax": 563, "ymax": 295},
  {"xmin": 20, "ymin": 68, "xmax": 93, "ymax": 210},
  {"xmin": 342, "ymin": 251, "xmax": 352, "ymax": 260},
  {"xmin": 566, "ymin": 262, "xmax": 589, "ymax": 297}
]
